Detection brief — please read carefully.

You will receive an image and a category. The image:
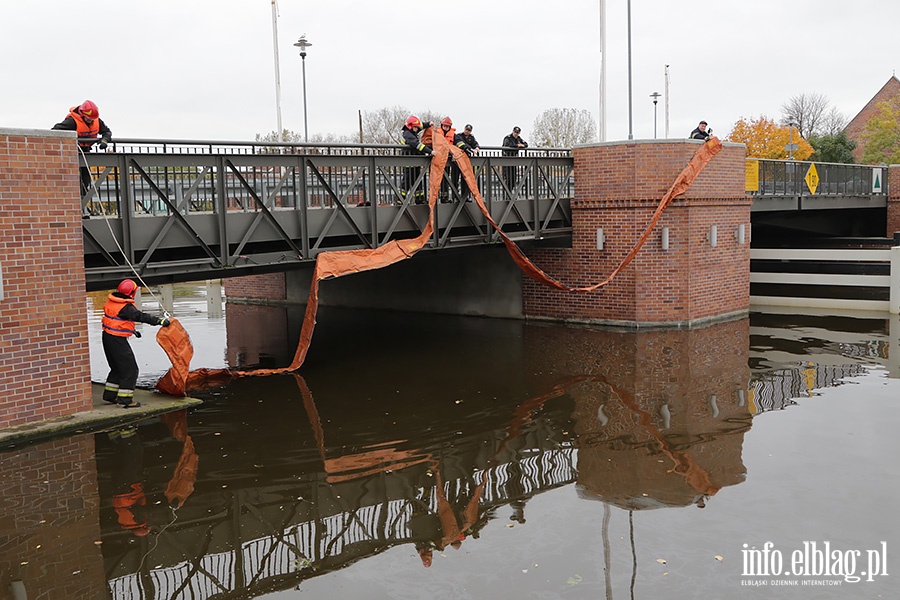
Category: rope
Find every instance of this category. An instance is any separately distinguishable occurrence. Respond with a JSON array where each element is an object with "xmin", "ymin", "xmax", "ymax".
[{"xmin": 78, "ymin": 142, "xmax": 169, "ymax": 314}]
